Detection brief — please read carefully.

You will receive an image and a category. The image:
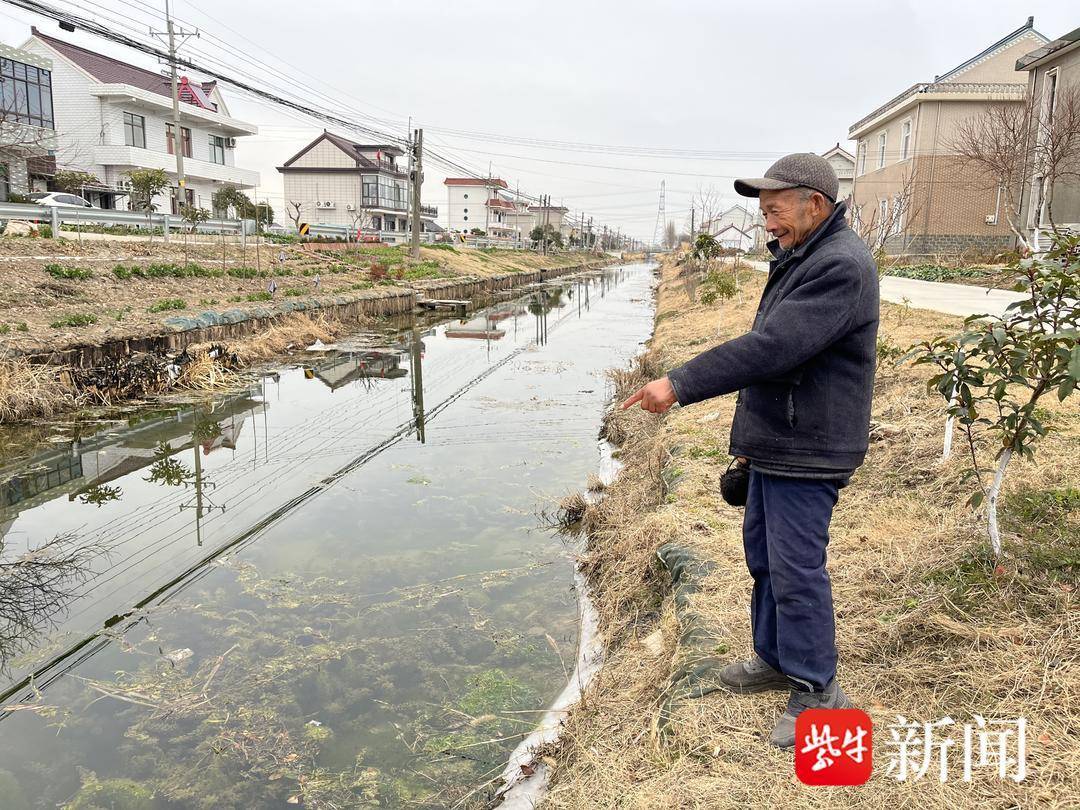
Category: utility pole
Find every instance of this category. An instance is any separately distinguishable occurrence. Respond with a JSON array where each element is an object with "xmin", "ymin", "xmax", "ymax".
[
  {"xmin": 151, "ymin": 1, "xmax": 198, "ymax": 212},
  {"xmin": 410, "ymin": 127, "xmax": 423, "ymax": 259}
]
